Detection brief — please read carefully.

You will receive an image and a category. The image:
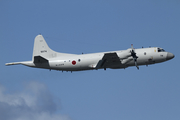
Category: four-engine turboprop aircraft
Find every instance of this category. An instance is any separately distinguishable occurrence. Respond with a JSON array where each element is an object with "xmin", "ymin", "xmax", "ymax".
[{"xmin": 6, "ymin": 35, "xmax": 174, "ymax": 72}]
